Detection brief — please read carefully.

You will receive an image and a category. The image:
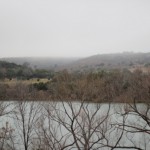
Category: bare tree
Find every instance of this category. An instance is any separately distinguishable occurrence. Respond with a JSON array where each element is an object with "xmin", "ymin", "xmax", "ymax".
[
  {"xmin": 0, "ymin": 121, "xmax": 16, "ymax": 150},
  {"xmin": 103, "ymin": 102, "xmax": 150, "ymax": 150},
  {"xmin": 36, "ymin": 101, "xmax": 111, "ymax": 150},
  {"xmin": 0, "ymin": 102, "xmax": 14, "ymax": 117},
  {"xmin": 13, "ymin": 101, "xmax": 42, "ymax": 150},
  {"xmin": 35, "ymin": 102, "xmax": 71, "ymax": 150},
  {"xmin": 0, "ymin": 102, "xmax": 16, "ymax": 150},
  {"xmin": 120, "ymin": 102, "xmax": 150, "ymax": 150}
]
